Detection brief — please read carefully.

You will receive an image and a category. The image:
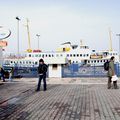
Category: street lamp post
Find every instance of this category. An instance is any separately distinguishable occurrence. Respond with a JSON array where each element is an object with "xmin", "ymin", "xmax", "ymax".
[
  {"xmin": 16, "ymin": 16, "xmax": 20, "ymax": 58},
  {"xmin": 116, "ymin": 34, "xmax": 120, "ymax": 62},
  {"xmin": 36, "ymin": 34, "xmax": 40, "ymax": 50}
]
